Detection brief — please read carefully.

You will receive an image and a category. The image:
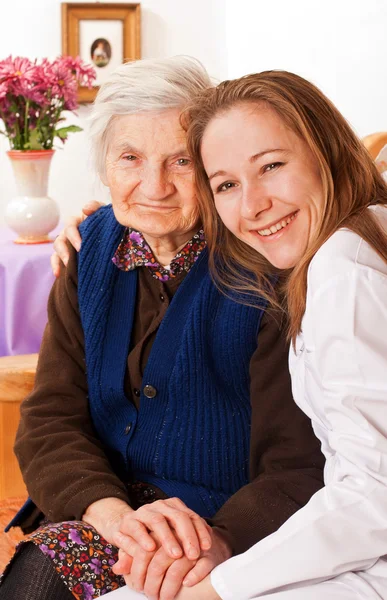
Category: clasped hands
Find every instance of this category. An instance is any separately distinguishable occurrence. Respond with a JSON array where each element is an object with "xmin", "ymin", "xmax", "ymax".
[
  {"xmin": 101, "ymin": 497, "xmax": 228, "ymax": 600},
  {"xmin": 84, "ymin": 496, "xmax": 227, "ymax": 600}
]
